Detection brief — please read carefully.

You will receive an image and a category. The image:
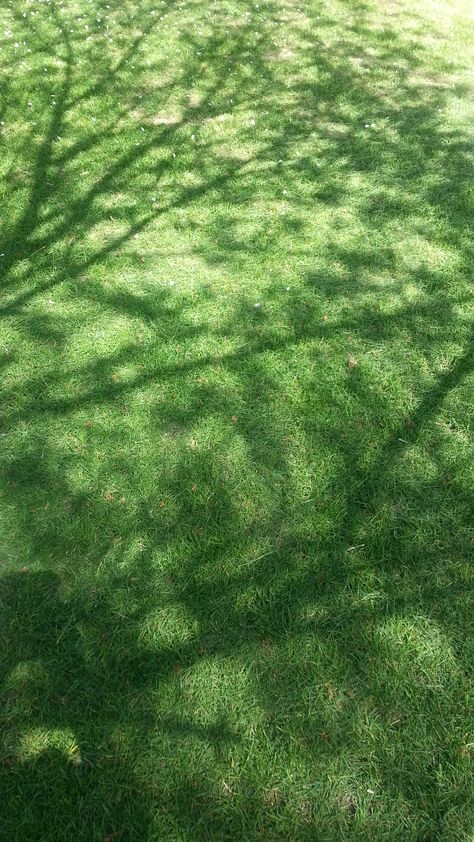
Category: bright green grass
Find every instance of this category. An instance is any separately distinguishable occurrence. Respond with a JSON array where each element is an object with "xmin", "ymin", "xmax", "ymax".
[{"xmin": 1, "ymin": 0, "xmax": 473, "ymax": 838}]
